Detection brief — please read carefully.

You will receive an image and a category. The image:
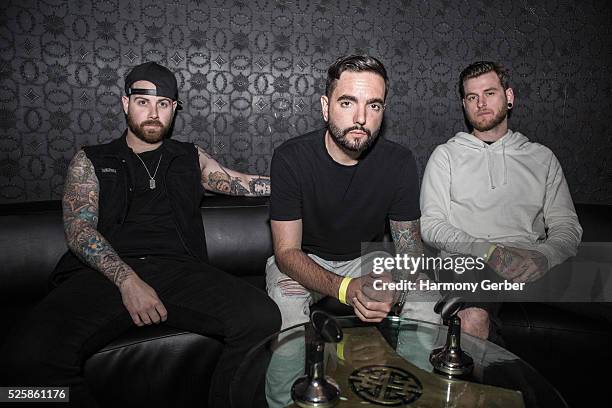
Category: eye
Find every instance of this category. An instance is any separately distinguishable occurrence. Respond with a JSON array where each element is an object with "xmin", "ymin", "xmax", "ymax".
[
  {"xmin": 369, "ymin": 103, "xmax": 383, "ymax": 112},
  {"xmin": 466, "ymin": 95, "xmax": 476, "ymax": 102},
  {"xmin": 137, "ymin": 99, "xmax": 147, "ymax": 105},
  {"xmin": 159, "ymin": 100, "xmax": 170, "ymax": 108},
  {"xmin": 485, "ymin": 91, "xmax": 495, "ymax": 96},
  {"xmin": 339, "ymin": 100, "xmax": 352, "ymax": 108}
]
